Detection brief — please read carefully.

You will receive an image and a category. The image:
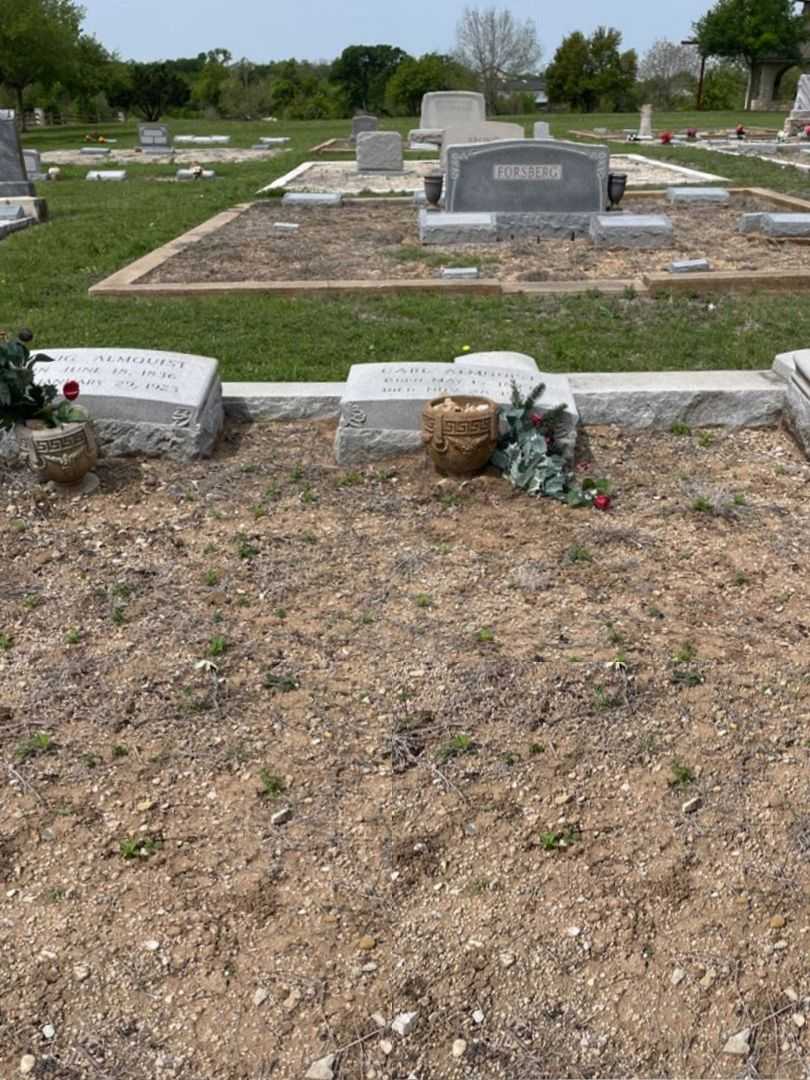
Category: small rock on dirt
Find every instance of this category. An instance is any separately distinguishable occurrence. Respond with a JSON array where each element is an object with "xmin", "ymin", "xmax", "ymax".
[
  {"xmin": 671, "ymin": 968, "xmax": 687, "ymax": 986},
  {"xmin": 500, "ymin": 951, "xmax": 516, "ymax": 968},
  {"xmin": 20, "ymin": 1057, "xmax": 36, "ymax": 1076},
  {"xmin": 770, "ymin": 914, "xmax": 786, "ymax": 930},
  {"xmin": 380, "ymin": 1041, "xmax": 393, "ymax": 1056},
  {"xmin": 391, "ymin": 1012, "xmax": 418, "ymax": 1036},
  {"xmin": 272, "ymin": 807, "xmax": 292, "ymax": 826},
  {"xmin": 254, "ymin": 988, "xmax": 269, "ymax": 1007},
  {"xmin": 73, "ymin": 963, "xmax": 90, "ymax": 982},
  {"xmin": 682, "ymin": 797, "xmax": 702, "ymax": 814},
  {"xmin": 357, "ymin": 935, "xmax": 376, "ymax": 951},
  {"xmin": 472, "ymin": 1009, "xmax": 485, "ymax": 1024},
  {"xmin": 452, "ymin": 1039, "xmax": 467, "ymax": 1058},
  {"xmin": 723, "ymin": 1029, "xmax": 751, "ymax": 1057},
  {"xmin": 793, "ymin": 1013, "xmax": 806, "ymax": 1029},
  {"xmin": 305, "ymin": 1055, "xmax": 335, "ymax": 1080}
]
